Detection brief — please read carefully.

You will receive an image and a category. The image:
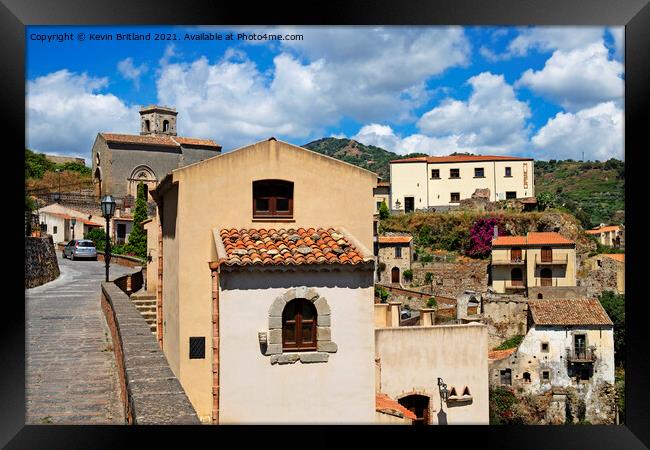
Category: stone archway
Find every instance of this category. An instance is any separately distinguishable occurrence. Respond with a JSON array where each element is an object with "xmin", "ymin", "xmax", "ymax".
[{"xmin": 127, "ymin": 165, "xmax": 157, "ymax": 201}]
